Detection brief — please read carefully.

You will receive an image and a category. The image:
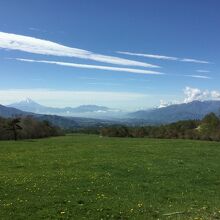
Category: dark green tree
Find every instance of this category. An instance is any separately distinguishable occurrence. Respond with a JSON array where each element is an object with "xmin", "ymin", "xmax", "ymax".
[
  {"xmin": 202, "ymin": 112, "xmax": 220, "ymax": 129},
  {"xmin": 7, "ymin": 118, "xmax": 22, "ymax": 141}
]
